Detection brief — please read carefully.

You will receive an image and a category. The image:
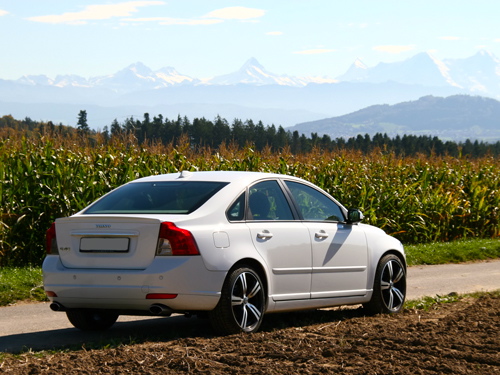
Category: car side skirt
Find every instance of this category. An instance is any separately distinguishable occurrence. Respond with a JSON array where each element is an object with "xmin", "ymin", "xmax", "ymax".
[{"xmin": 266, "ymin": 293, "xmax": 373, "ymax": 313}]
